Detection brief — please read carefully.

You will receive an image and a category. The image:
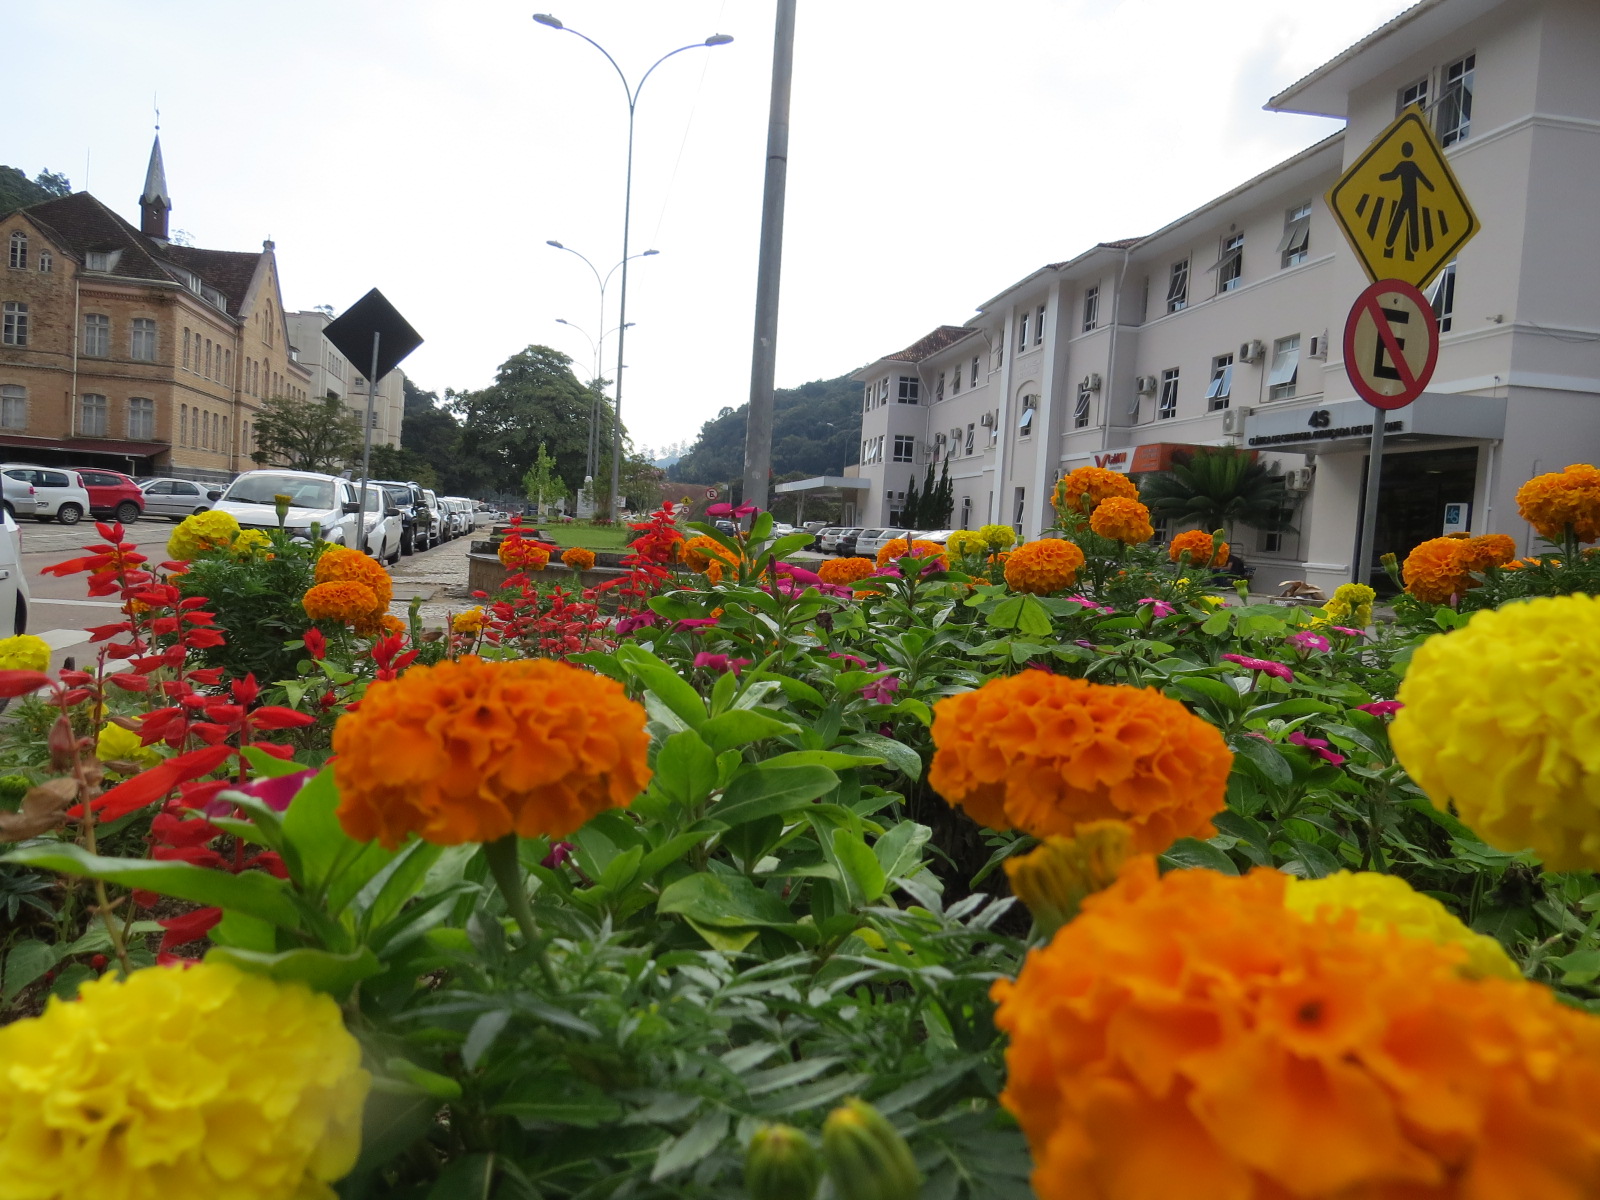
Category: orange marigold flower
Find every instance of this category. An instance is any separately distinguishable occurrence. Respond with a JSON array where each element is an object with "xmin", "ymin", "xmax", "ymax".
[
  {"xmin": 316, "ymin": 545, "xmax": 393, "ymax": 612},
  {"xmin": 874, "ymin": 537, "xmax": 949, "ymax": 570},
  {"xmin": 1088, "ymin": 496, "xmax": 1154, "ymax": 545},
  {"xmin": 992, "ymin": 858, "xmax": 1600, "ymax": 1200},
  {"xmin": 818, "ymin": 557, "xmax": 877, "ymax": 586},
  {"xmin": 928, "ymin": 672, "xmax": 1230, "ymax": 852},
  {"xmin": 1403, "ymin": 536, "xmax": 1472, "ymax": 604},
  {"xmin": 1457, "ymin": 532, "xmax": 1517, "ymax": 574},
  {"xmin": 1003, "ymin": 539, "xmax": 1085, "ymax": 595},
  {"xmin": 498, "ymin": 535, "xmax": 552, "ymax": 572},
  {"xmin": 682, "ymin": 534, "xmax": 741, "ymax": 574},
  {"xmin": 1053, "ymin": 466, "xmax": 1138, "ymax": 515},
  {"xmin": 379, "ymin": 613, "xmax": 406, "ymax": 637},
  {"xmin": 333, "ymin": 656, "xmax": 652, "ymax": 849},
  {"xmin": 561, "ymin": 545, "xmax": 596, "ymax": 572},
  {"xmin": 1516, "ymin": 463, "xmax": 1600, "ymax": 543},
  {"xmin": 303, "ymin": 581, "xmax": 379, "ymax": 625},
  {"xmin": 1168, "ymin": 529, "xmax": 1228, "ymax": 567}
]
